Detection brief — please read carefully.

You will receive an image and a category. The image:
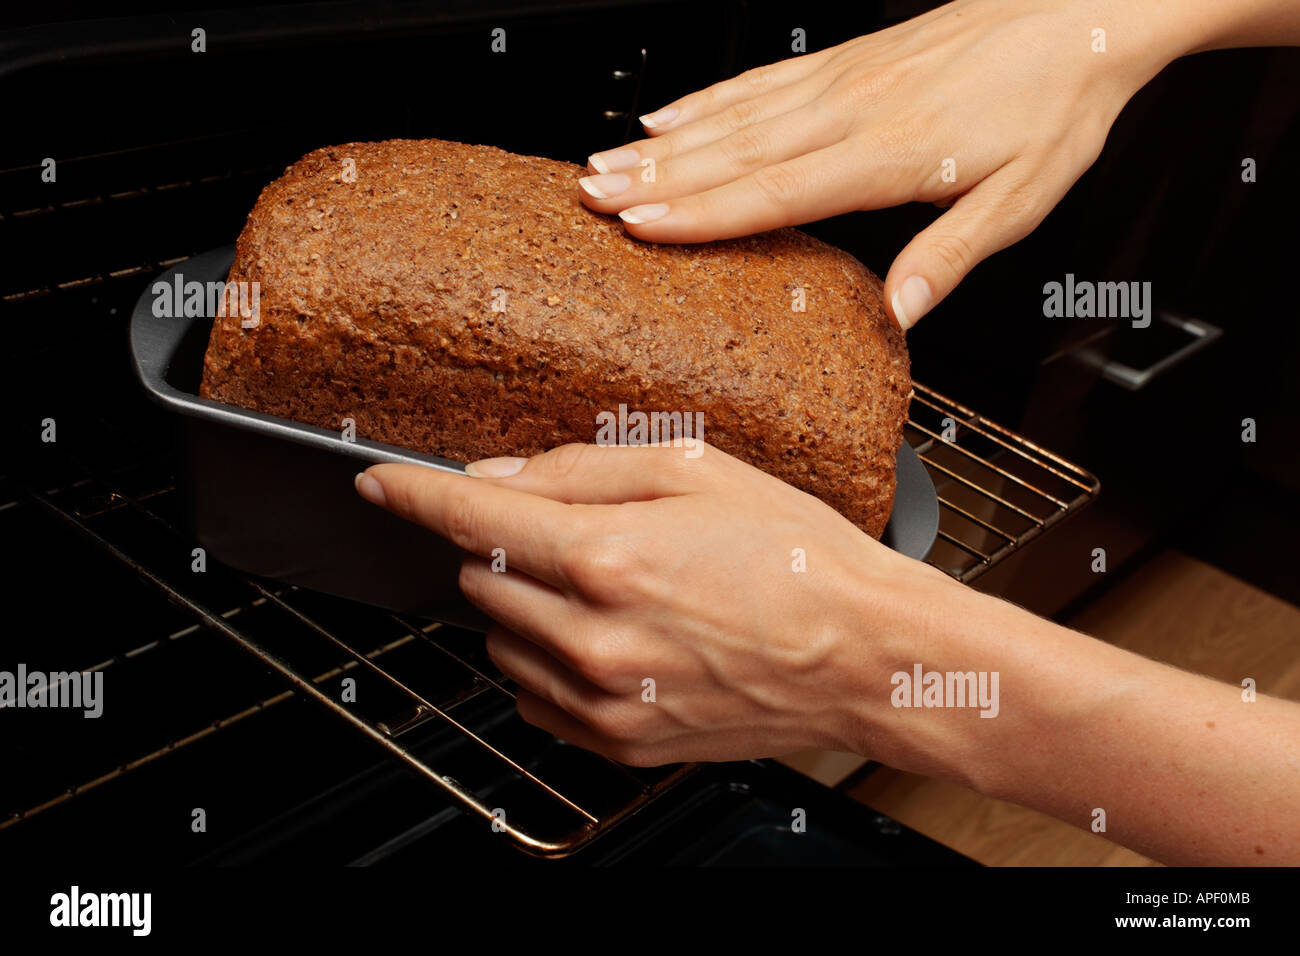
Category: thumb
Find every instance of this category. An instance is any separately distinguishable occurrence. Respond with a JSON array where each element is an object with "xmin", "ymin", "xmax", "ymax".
[{"xmin": 884, "ymin": 164, "xmax": 1043, "ymax": 330}]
